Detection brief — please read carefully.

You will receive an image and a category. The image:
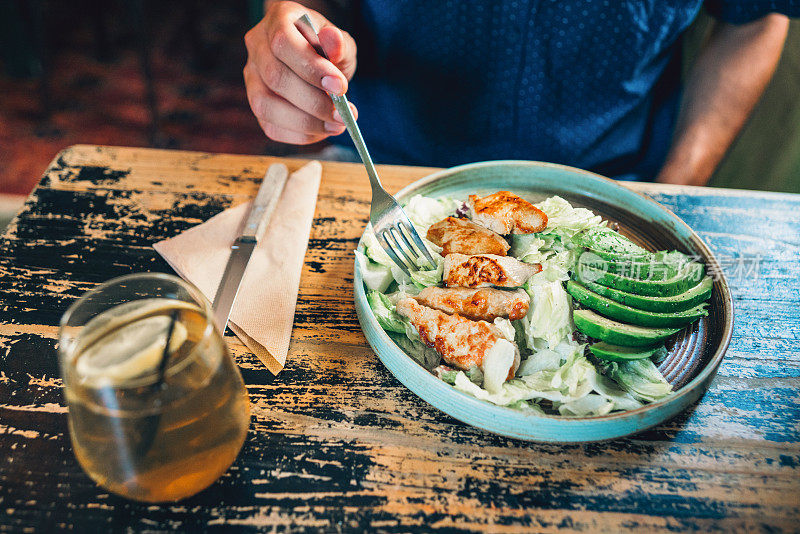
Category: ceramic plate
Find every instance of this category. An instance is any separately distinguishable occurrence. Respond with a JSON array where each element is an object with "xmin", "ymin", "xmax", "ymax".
[{"xmin": 354, "ymin": 161, "xmax": 734, "ymax": 442}]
